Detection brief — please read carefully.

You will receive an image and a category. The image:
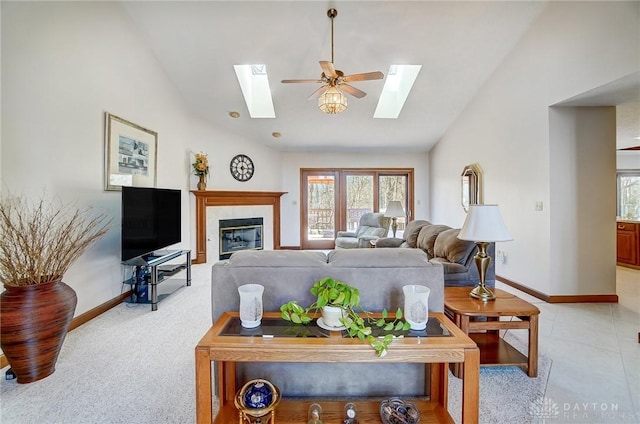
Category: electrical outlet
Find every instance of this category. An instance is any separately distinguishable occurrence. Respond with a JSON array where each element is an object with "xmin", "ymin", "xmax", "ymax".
[
  {"xmin": 496, "ymin": 250, "xmax": 507, "ymax": 264},
  {"xmin": 535, "ymin": 201, "xmax": 543, "ymax": 211}
]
